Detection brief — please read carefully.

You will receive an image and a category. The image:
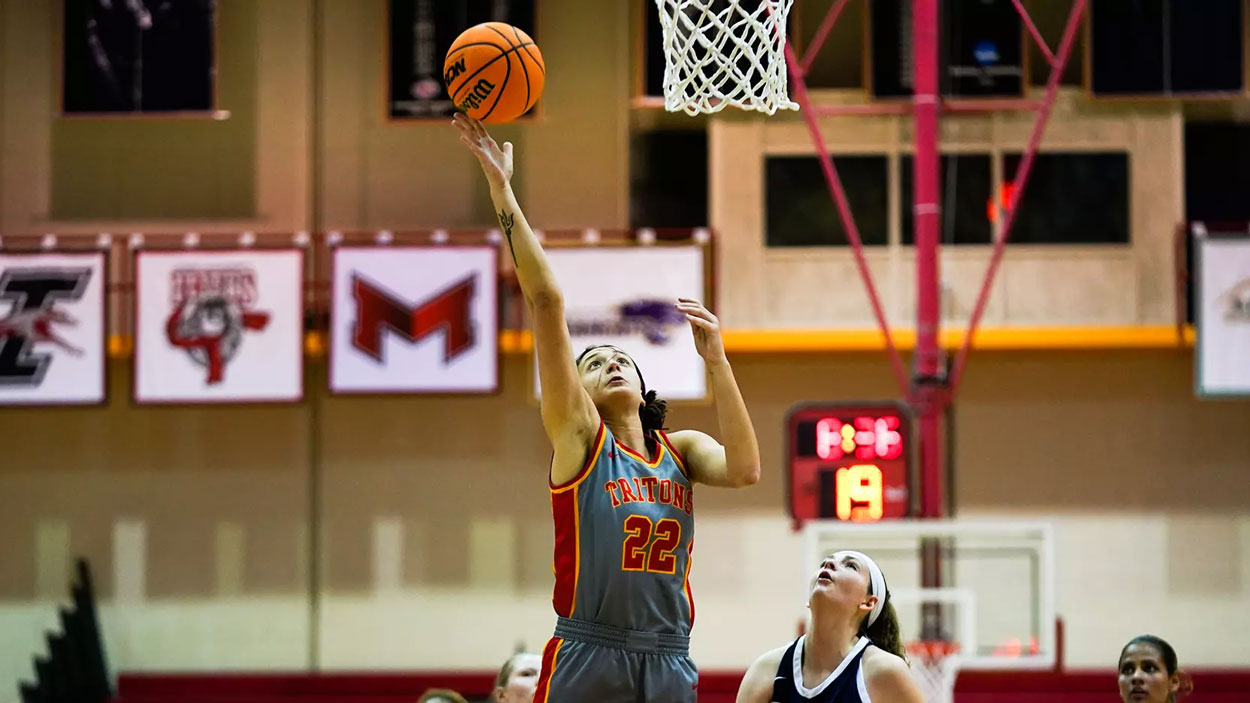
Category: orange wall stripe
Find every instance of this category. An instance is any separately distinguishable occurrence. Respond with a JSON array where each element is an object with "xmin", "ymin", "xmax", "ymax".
[{"xmin": 104, "ymin": 325, "xmax": 1197, "ymax": 360}]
